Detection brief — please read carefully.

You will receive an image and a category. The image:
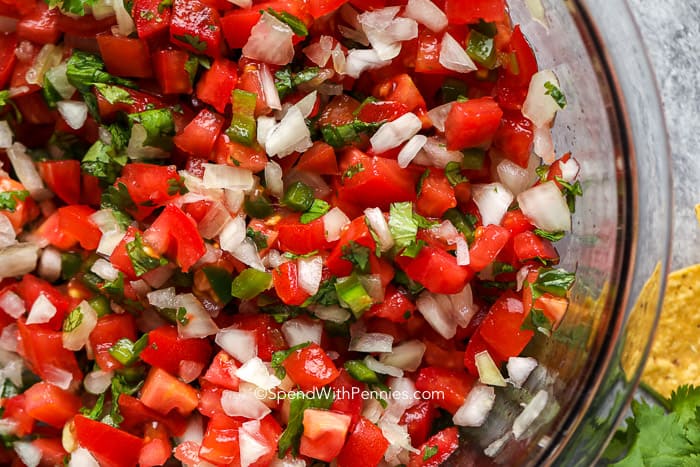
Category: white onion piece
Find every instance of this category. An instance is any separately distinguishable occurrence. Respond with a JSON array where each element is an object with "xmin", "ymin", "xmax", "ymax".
[
  {"xmin": 175, "ymin": 293, "xmax": 219, "ymax": 339},
  {"xmin": 0, "ymin": 352, "xmax": 22, "ymax": 386},
  {"xmin": 358, "ymin": 7, "xmax": 417, "ymax": 61},
  {"xmin": 179, "ymin": 360, "xmax": 205, "ymax": 384},
  {"xmin": 475, "ymin": 351, "xmax": 507, "ymax": 387},
  {"xmin": 338, "ymin": 25, "xmax": 369, "ymax": 47},
  {"xmin": 359, "ymin": 274, "xmax": 384, "ymax": 303},
  {"xmin": 243, "ymin": 12, "xmax": 295, "ymax": 66},
  {"xmin": 90, "ymin": 259, "xmax": 120, "ymax": 281},
  {"xmin": 91, "ymin": 0, "xmax": 115, "ymax": 20},
  {"xmin": 58, "ymin": 100, "xmax": 88, "ymax": 130},
  {"xmin": 404, "ymin": 0, "xmax": 448, "ymax": 32},
  {"xmin": 370, "ymin": 112, "xmax": 422, "ymax": 154},
  {"xmin": 0, "ymin": 120, "xmax": 12, "ymax": 149},
  {"xmin": 231, "ymin": 237, "xmax": 266, "ymax": 272},
  {"xmin": 0, "ymin": 216, "xmax": 15, "ymax": 249},
  {"xmin": 219, "ymin": 216, "xmax": 247, "ymax": 253},
  {"xmin": 198, "ymin": 202, "xmax": 231, "ymax": 239},
  {"xmin": 364, "ymin": 208, "xmax": 393, "ymax": 252},
  {"xmin": 235, "ymin": 357, "xmax": 281, "ymax": 391},
  {"xmin": 62, "ymin": 301, "xmax": 98, "ymax": 351},
  {"xmin": 264, "ymin": 249, "xmax": 288, "ymax": 269},
  {"xmin": 26, "ymin": 294, "xmax": 57, "ymax": 325},
  {"xmin": 297, "ymin": 256, "xmax": 323, "ymax": 295},
  {"xmin": 203, "ymin": 164, "xmax": 255, "ymax": 191},
  {"xmin": 216, "ymin": 328, "xmax": 257, "ymax": 363},
  {"xmin": 380, "ymin": 340, "xmax": 426, "ymax": 372},
  {"xmin": 322, "ymin": 207, "xmax": 350, "ymax": 242},
  {"xmin": 426, "ymin": 102, "xmax": 453, "ymax": 133},
  {"xmin": 112, "ymin": 0, "xmax": 135, "ymax": 36},
  {"xmin": 362, "ymin": 398, "xmax": 384, "ymax": 424},
  {"xmin": 260, "ymin": 63, "xmax": 282, "ymax": 110},
  {"xmin": 472, "ymin": 183, "xmax": 514, "ymax": 226},
  {"xmin": 0, "ymin": 291, "xmax": 24, "ymax": 319},
  {"xmin": 526, "ymin": 0, "xmax": 547, "ymax": 25},
  {"xmin": 265, "ymin": 161, "xmax": 284, "ymax": 199},
  {"xmin": 517, "ymin": 181, "xmax": 571, "ymax": 231},
  {"xmin": 83, "ymin": 369, "xmax": 113, "ymax": 395},
  {"xmin": 228, "ymin": 0, "xmax": 252, "ymax": 7},
  {"xmin": 46, "ymin": 63, "xmax": 76, "ymax": 100},
  {"xmin": 379, "ymin": 420, "xmax": 419, "ymax": 463},
  {"xmin": 507, "ymin": 357, "xmax": 538, "ymax": 388},
  {"xmin": 7, "ymin": 143, "xmax": 49, "ymax": 200},
  {"xmin": 453, "ymin": 384, "xmax": 495, "ymax": 427},
  {"xmin": 147, "ymin": 286, "xmax": 177, "ymax": 309},
  {"xmin": 176, "ymin": 413, "xmax": 205, "ymax": 444},
  {"xmin": 304, "ymin": 36, "xmax": 334, "ymax": 67},
  {"xmin": 281, "ymin": 318, "xmax": 322, "ymax": 347},
  {"xmin": 126, "ymin": 124, "xmax": 168, "ymax": 160},
  {"xmin": 0, "ymin": 16, "xmax": 18, "ymax": 33},
  {"xmin": 558, "ymin": 158, "xmax": 580, "ymax": 183},
  {"xmin": 417, "ymin": 292, "xmax": 457, "ymax": 339},
  {"xmin": 364, "ymin": 355, "xmax": 403, "ymax": 377},
  {"xmin": 332, "ymin": 44, "xmax": 346, "ymax": 74},
  {"xmin": 349, "ymin": 332, "xmax": 393, "ymax": 353},
  {"xmin": 38, "ymin": 247, "xmax": 61, "ymax": 282},
  {"xmin": 0, "ymin": 419, "xmax": 17, "ymax": 437},
  {"xmin": 0, "ymin": 324, "xmax": 18, "ymax": 353},
  {"xmin": 522, "ymin": 69, "xmax": 561, "ymax": 127},
  {"xmin": 240, "ymin": 420, "xmax": 271, "ymax": 467},
  {"xmin": 513, "ymin": 390, "xmax": 549, "ymax": 439},
  {"xmin": 312, "ymin": 305, "xmax": 351, "ymax": 323},
  {"xmin": 455, "ymin": 236, "xmax": 470, "ymax": 266},
  {"xmin": 141, "ymin": 265, "xmax": 174, "ymax": 289},
  {"xmin": 397, "ymin": 134, "xmax": 427, "ymax": 168},
  {"xmin": 69, "ymin": 448, "xmax": 99, "ymax": 467},
  {"xmin": 26, "ymin": 44, "xmax": 62, "ymax": 86},
  {"xmin": 221, "ymin": 390, "xmax": 271, "ymax": 420},
  {"xmin": 440, "ymin": 33, "xmax": 477, "ymax": 73},
  {"xmin": 14, "ymin": 441, "xmax": 41, "ymax": 467},
  {"xmin": 257, "ymin": 115, "xmax": 276, "ymax": 147},
  {"xmin": 417, "ymin": 137, "xmax": 464, "ymax": 168},
  {"xmin": 44, "ymin": 365, "xmax": 72, "ymax": 390},
  {"xmin": 497, "ymin": 159, "xmax": 535, "ymax": 196},
  {"xmin": 449, "ymin": 284, "xmax": 476, "ymax": 327},
  {"xmin": 0, "ymin": 243, "xmax": 39, "ymax": 279},
  {"xmin": 270, "ymin": 456, "xmax": 307, "ymax": 467},
  {"xmin": 265, "ymin": 107, "xmax": 313, "ymax": 158},
  {"xmin": 533, "ymin": 125, "xmax": 556, "ymax": 164},
  {"xmin": 344, "ymin": 49, "xmax": 391, "ymax": 79}
]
